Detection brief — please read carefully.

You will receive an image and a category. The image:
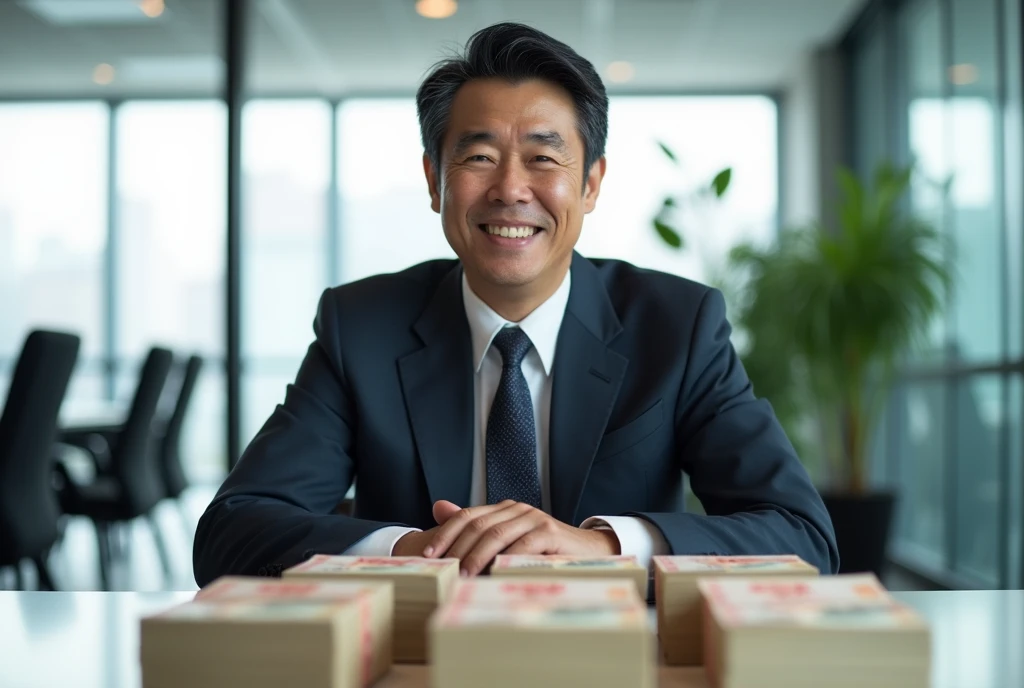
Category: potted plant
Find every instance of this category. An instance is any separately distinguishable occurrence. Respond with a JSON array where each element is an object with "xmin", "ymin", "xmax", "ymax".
[
  {"xmin": 724, "ymin": 162, "xmax": 953, "ymax": 574},
  {"xmin": 651, "ymin": 141, "xmax": 732, "ymax": 250}
]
